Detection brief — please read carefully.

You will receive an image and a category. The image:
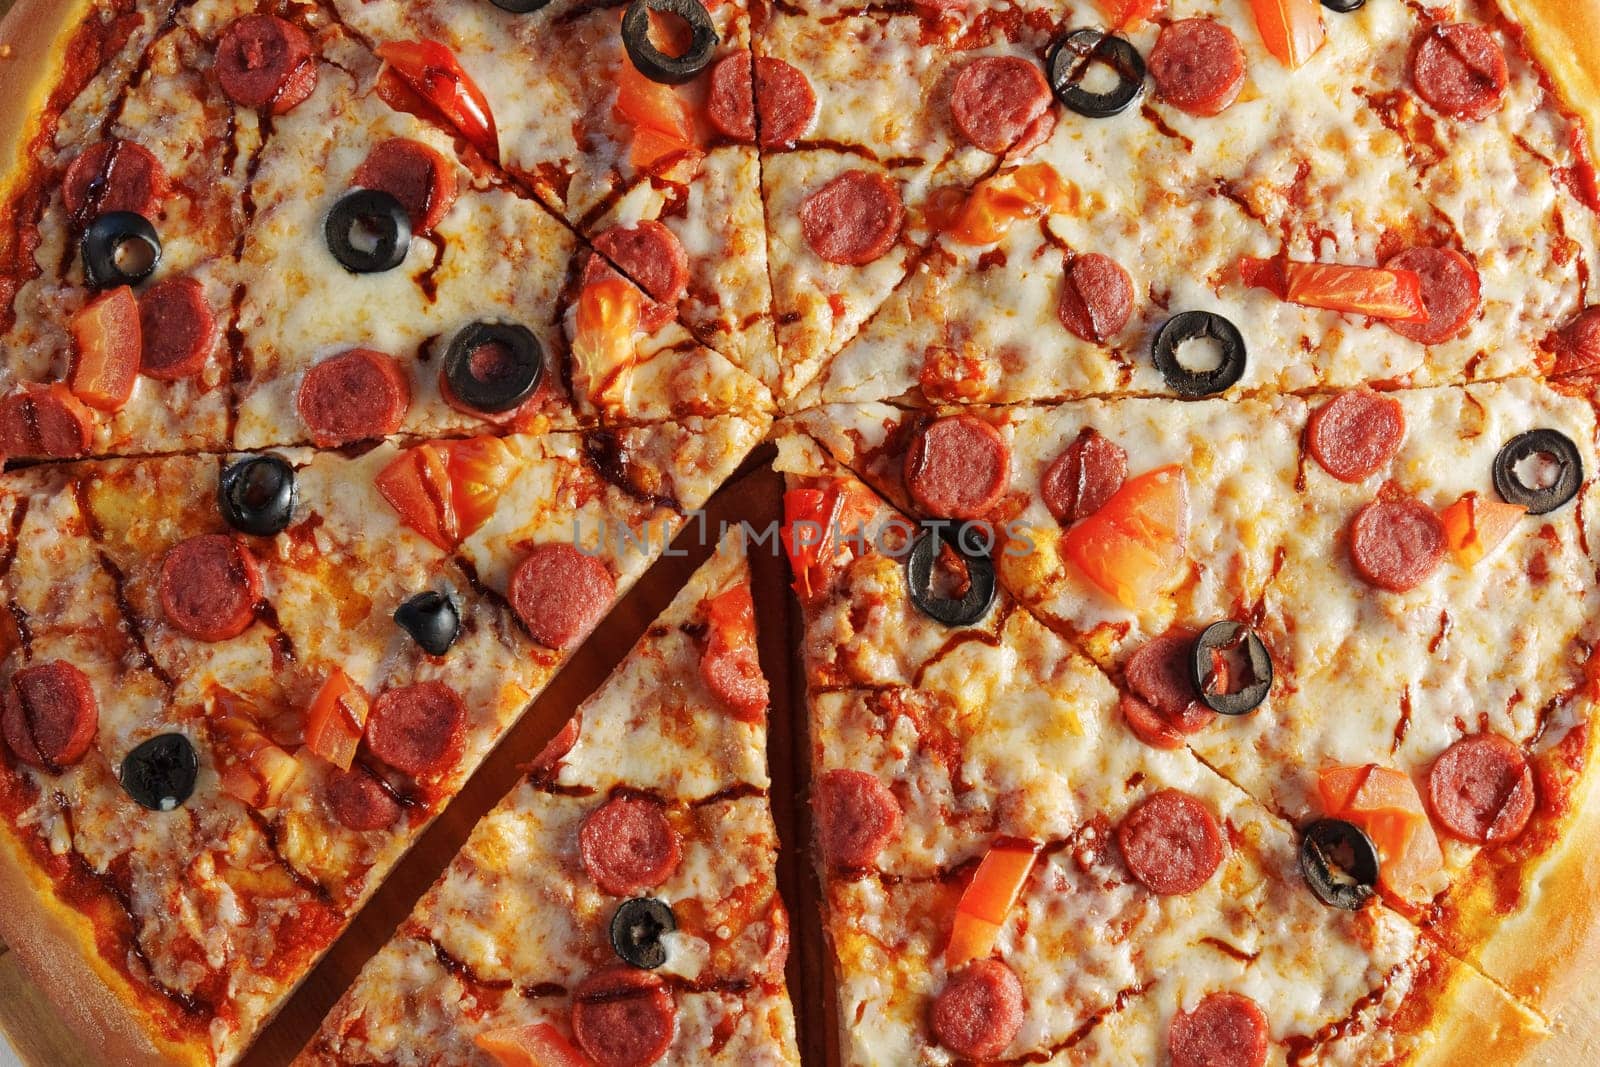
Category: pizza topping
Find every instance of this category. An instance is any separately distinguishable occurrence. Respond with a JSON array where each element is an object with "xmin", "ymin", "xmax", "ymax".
[
  {"xmin": 1298, "ymin": 817, "xmax": 1379, "ymax": 909},
  {"xmin": 1492, "ymin": 428, "xmax": 1582, "ymax": 515},
  {"xmin": 801, "ymin": 170, "xmax": 904, "ymax": 266},
  {"xmin": 476, "ymin": 1024, "xmax": 591, "ymax": 1067},
  {"xmin": 1125, "ymin": 630, "xmax": 1214, "ymax": 734},
  {"xmin": 1439, "ymin": 491, "xmax": 1525, "ymax": 566},
  {"xmin": 1058, "ymin": 252, "xmax": 1134, "ymax": 344},
  {"xmin": 67, "ymin": 286, "xmax": 140, "ymax": 412},
  {"xmin": 1117, "ymin": 788, "xmax": 1225, "ymax": 895},
  {"xmin": 365, "ymin": 681, "xmax": 467, "ymax": 779},
  {"xmin": 219, "ymin": 454, "xmax": 298, "ymax": 537},
  {"xmin": 1153, "ymin": 311, "xmax": 1247, "ymax": 397},
  {"xmin": 699, "ymin": 581, "xmax": 769, "ymax": 720},
  {"xmin": 510, "ymin": 543, "xmax": 616, "ymax": 649},
  {"xmin": 581, "ymin": 795, "xmax": 683, "ymax": 895},
  {"xmin": 394, "ymin": 591, "xmax": 461, "ymax": 657},
  {"xmin": 593, "ymin": 221, "xmax": 690, "ymax": 329},
  {"xmin": 376, "ymin": 443, "xmax": 457, "ymax": 551},
  {"xmin": 0, "ymin": 386, "xmax": 94, "ymax": 459},
  {"xmin": 1046, "ymin": 29, "xmax": 1146, "ymax": 119},
  {"xmin": 1095, "ymin": 0, "xmax": 1165, "ymax": 29},
  {"xmin": 609, "ymin": 897, "xmax": 677, "ymax": 969},
  {"xmin": 904, "ymin": 414, "xmax": 1010, "ymax": 519},
  {"xmin": 1064, "ymin": 464, "xmax": 1190, "ymax": 608},
  {"xmin": 120, "ymin": 733, "xmax": 199, "ymax": 812},
  {"xmin": 708, "ymin": 55, "xmax": 816, "ymax": 148},
  {"xmin": 81, "ymin": 211, "xmax": 161, "ymax": 289},
  {"xmin": 622, "ymin": 0, "xmax": 719, "ymax": 85},
  {"xmin": 1238, "ymin": 256, "xmax": 1427, "ymax": 322},
  {"xmin": 159, "ymin": 534, "xmax": 262, "ymax": 642},
  {"xmin": 707, "ymin": 54, "xmax": 756, "ymax": 141},
  {"xmin": 945, "ymin": 839, "xmax": 1039, "ymax": 969},
  {"xmin": 326, "ymin": 764, "xmax": 403, "ymax": 832},
  {"xmin": 1248, "ymin": 0, "xmax": 1324, "ymax": 70},
  {"xmin": 572, "ymin": 273, "xmax": 645, "ymax": 408},
  {"xmin": 137, "ymin": 276, "xmax": 216, "ymax": 381},
  {"xmin": 296, "ymin": 348, "xmax": 411, "ymax": 447},
  {"xmin": 815, "ymin": 768, "xmax": 902, "ymax": 868},
  {"xmin": 305, "ymin": 668, "xmax": 371, "ymax": 772},
  {"xmin": 530, "ymin": 717, "xmax": 581, "ymax": 779},
  {"xmin": 1191, "ymin": 621, "xmax": 1272, "ymax": 716},
  {"xmin": 1322, "ymin": 0, "xmax": 1364, "ymax": 11},
  {"xmin": 1380, "ymin": 246, "xmax": 1480, "ymax": 345},
  {"xmin": 1149, "ymin": 19, "xmax": 1246, "ymax": 117},
  {"xmin": 1121, "ymin": 694, "xmax": 1186, "ymax": 750},
  {"xmin": 950, "ymin": 56, "xmax": 1053, "ymax": 155},
  {"xmin": 571, "ymin": 965, "xmax": 677, "ymax": 1067},
  {"xmin": 1169, "ymin": 992, "xmax": 1270, "ymax": 1067},
  {"xmin": 929, "ymin": 958, "xmax": 1024, "ymax": 1060},
  {"xmin": 1317, "ymin": 764, "xmax": 1444, "ymax": 898},
  {"xmin": 1042, "ymin": 426, "xmax": 1127, "ymax": 524},
  {"xmin": 353, "ymin": 138, "xmax": 458, "ymax": 233},
  {"xmin": 1552, "ymin": 307, "xmax": 1600, "ymax": 378},
  {"xmin": 1348, "ymin": 495, "xmax": 1445, "ymax": 592},
  {"xmin": 1427, "ymin": 733, "xmax": 1536, "ymax": 844},
  {"xmin": 906, "ymin": 526, "xmax": 998, "ymax": 627},
  {"xmin": 62, "ymin": 140, "xmax": 169, "ymax": 222},
  {"xmin": 442, "ymin": 321, "xmax": 544, "ymax": 414},
  {"xmin": 2, "ymin": 662, "xmax": 98, "ymax": 771},
  {"xmin": 1411, "ymin": 23, "xmax": 1507, "ymax": 122},
  {"xmin": 324, "ymin": 189, "xmax": 413, "ymax": 275},
  {"xmin": 614, "ymin": 42, "xmax": 702, "ymax": 173},
  {"xmin": 1306, "ymin": 389, "xmax": 1406, "ymax": 483},
  {"xmin": 216, "ymin": 15, "xmax": 318, "ymax": 114},
  {"xmin": 929, "ymin": 163, "xmax": 1075, "ymax": 246},
  {"xmin": 210, "ymin": 690, "xmax": 300, "ymax": 809},
  {"xmin": 377, "ymin": 41, "xmax": 500, "ymax": 161}
]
